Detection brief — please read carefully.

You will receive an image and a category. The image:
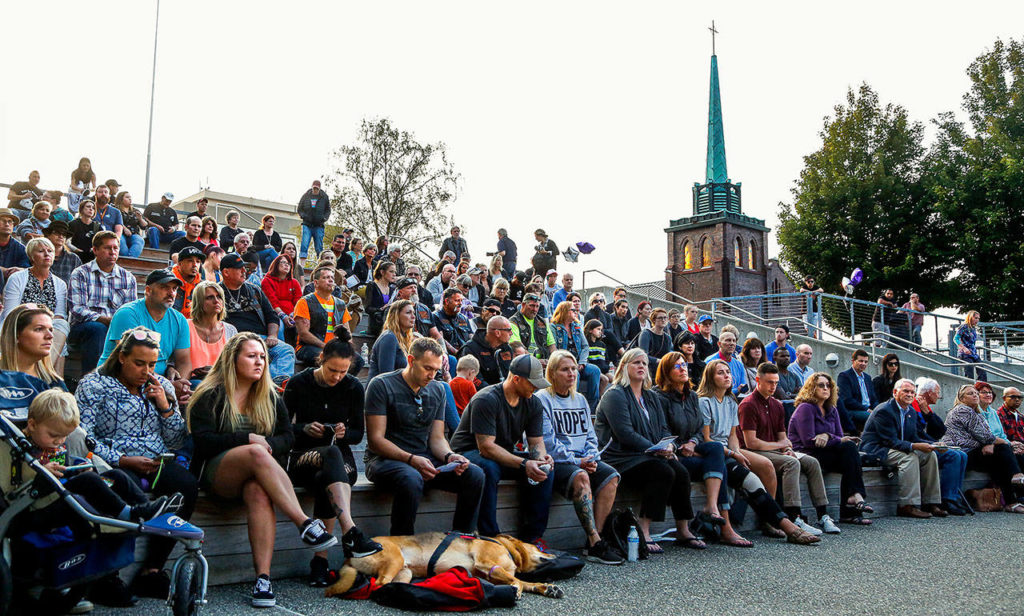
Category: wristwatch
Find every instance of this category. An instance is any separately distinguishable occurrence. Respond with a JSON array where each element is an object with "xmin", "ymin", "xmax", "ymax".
[{"xmin": 519, "ymin": 458, "xmax": 527, "ymax": 470}]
